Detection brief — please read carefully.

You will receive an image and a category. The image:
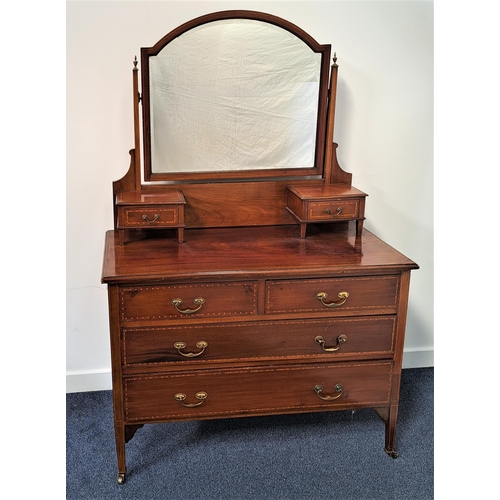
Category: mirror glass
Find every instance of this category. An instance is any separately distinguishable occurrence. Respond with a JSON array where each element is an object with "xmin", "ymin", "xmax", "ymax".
[{"xmin": 148, "ymin": 19, "xmax": 322, "ymax": 175}]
